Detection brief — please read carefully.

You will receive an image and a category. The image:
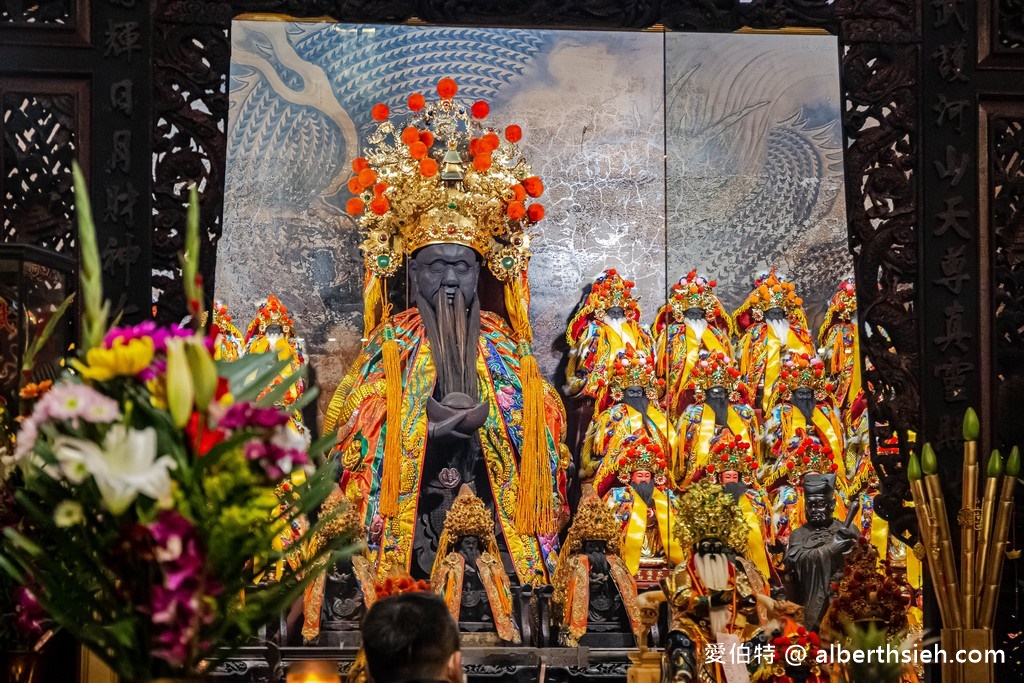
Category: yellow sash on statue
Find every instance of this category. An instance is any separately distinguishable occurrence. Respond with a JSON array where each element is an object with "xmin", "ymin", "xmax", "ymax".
[
  {"xmin": 621, "ymin": 489, "xmax": 683, "ymax": 575},
  {"xmin": 850, "ymin": 327, "xmax": 863, "ymax": 402},
  {"xmin": 681, "ymin": 326, "xmax": 729, "ymax": 389},
  {"xmin": 688, "ymin": 406, "xmax": 754, "ymax": 481},
  {"xmin": 811, "ymin": 409, "xmax": 846, "ymax": 483},
  {"xmin": 737, "ymin": 494, "xmax": 771, "ymax": 578},
  {"xmin": 763, "ymin": 331, "xmax": 782, "ymax": 411}
]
